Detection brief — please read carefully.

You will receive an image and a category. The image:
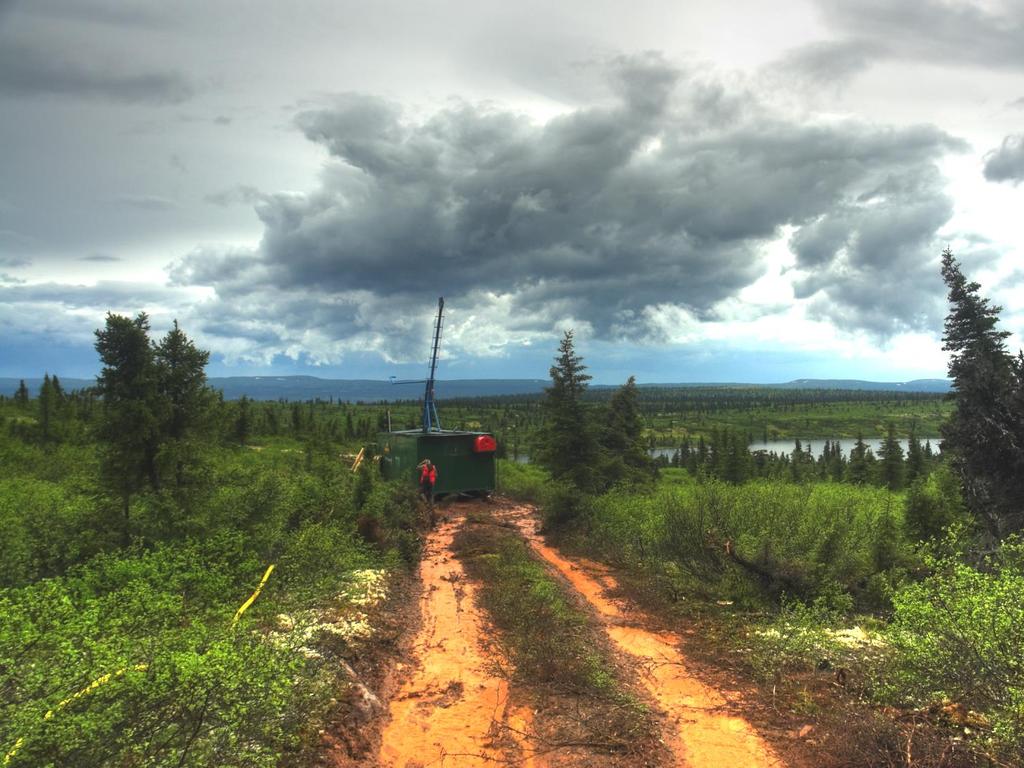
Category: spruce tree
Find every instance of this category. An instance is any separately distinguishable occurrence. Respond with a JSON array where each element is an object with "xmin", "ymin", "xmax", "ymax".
[
  {"xmin": 601, "ymin": 375, "xmax": 654, "ymax": 486},
  {"xmin": 236, "ymin": 396, "xmax": 251, "ymax": 446},
  {"xmin": 940, "ymin": 248, "xmax": 1024, "ymax": 541},
  {"xmin": 13, "ymin": 379, "xmax": 29, "ymax": 408},
  {"xmin": 153, "ymin": 320, "xmax": 213, "ymax": 492},
  {"xmin": 906, "ymin": 427, "xmax": 925, "ymax": 485},
  {"xmin": 848, "ymin": 434, "xmax": 869, "ymax": 484},
  {"xmin": 95, "ymin": 312, "xmax": 162, "ymax": 542},
  {"xmin": 878, "ymin": 422, "xmax": 905, "ymax": 491},
  {"xmin": 536, "ymin": 330, "xmax": 601, "ymax": 495},
  {"xmin": 38, "ymin": 374, "xmax": 55, "ymax": 443}
]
